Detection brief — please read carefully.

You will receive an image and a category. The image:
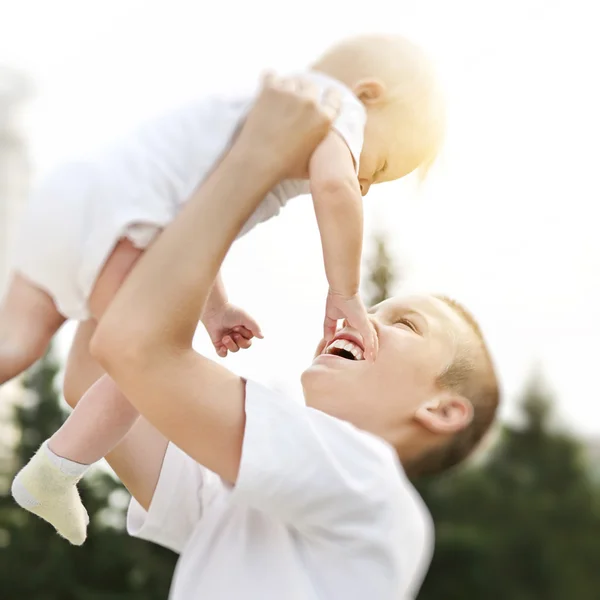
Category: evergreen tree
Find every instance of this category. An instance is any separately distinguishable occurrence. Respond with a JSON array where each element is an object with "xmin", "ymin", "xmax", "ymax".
[
  {"xmin": 0, "ymin": 348, "xmax": 177, "ymax": 599},
  {"xmin": 417, "ymin": 375, "xmax": 600, "ymax": 600},
  {"xmin": 364, "ymin": 233, "xmax": 396, "ymax": 305}
]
